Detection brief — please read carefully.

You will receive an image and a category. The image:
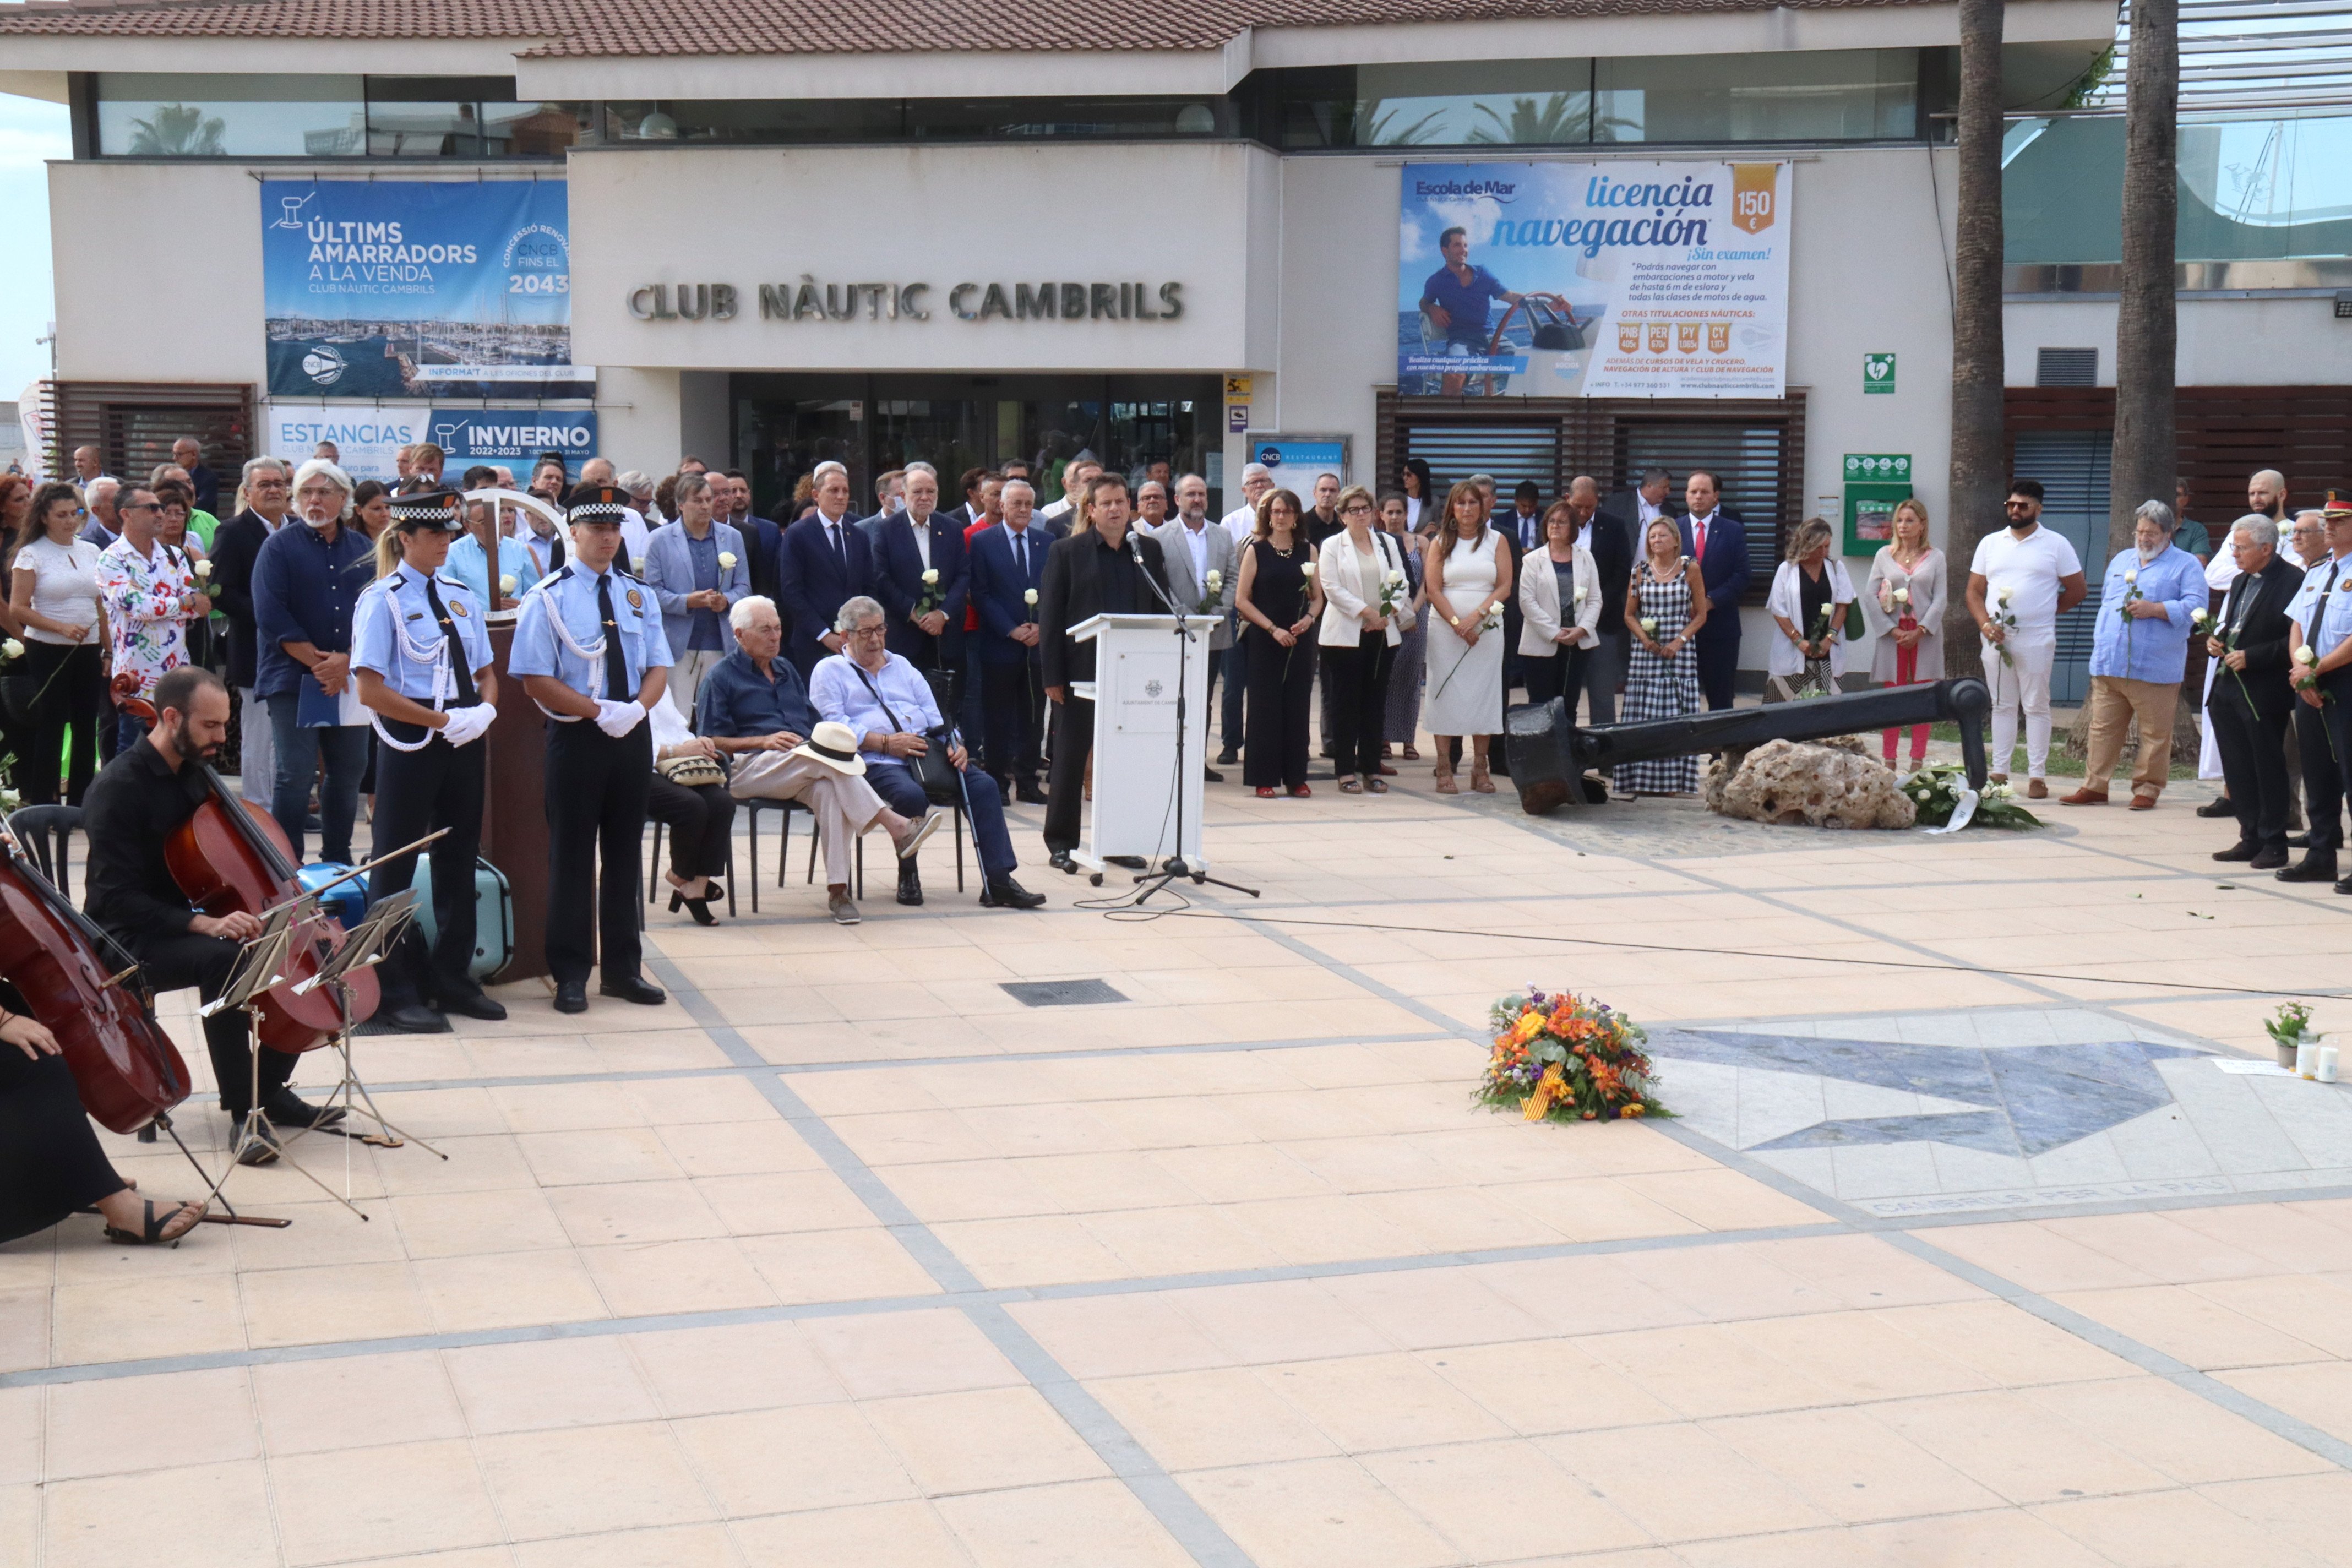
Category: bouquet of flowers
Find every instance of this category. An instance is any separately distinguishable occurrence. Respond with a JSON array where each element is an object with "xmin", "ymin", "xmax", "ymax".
[
  {"xmin": 1988, "ymin": 587, "xmax": 2019, "ymax": 666},
  {"xmin": 1478, "ymin": 986, "xmax": 1667, "ymax": 1123},
  {"xmin": 914, "ymin": 566, "xmax": 944, "ymax": 618},
  {"xmin": 2266, "ymin": 1000, "xmax": 2316, "ymax": 1057},
  {"xmin": 1901, "ymin": 763, "xmax": 2043, "ymax": 829}
]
